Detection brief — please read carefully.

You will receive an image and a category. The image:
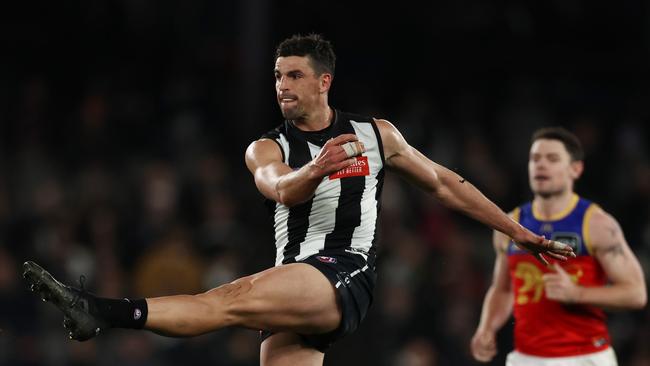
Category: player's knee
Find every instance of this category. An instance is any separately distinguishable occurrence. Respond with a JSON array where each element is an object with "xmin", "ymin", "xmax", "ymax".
[{"xmin": 198, "ymin": 275, "xmax": 262, "ymax": 326}]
